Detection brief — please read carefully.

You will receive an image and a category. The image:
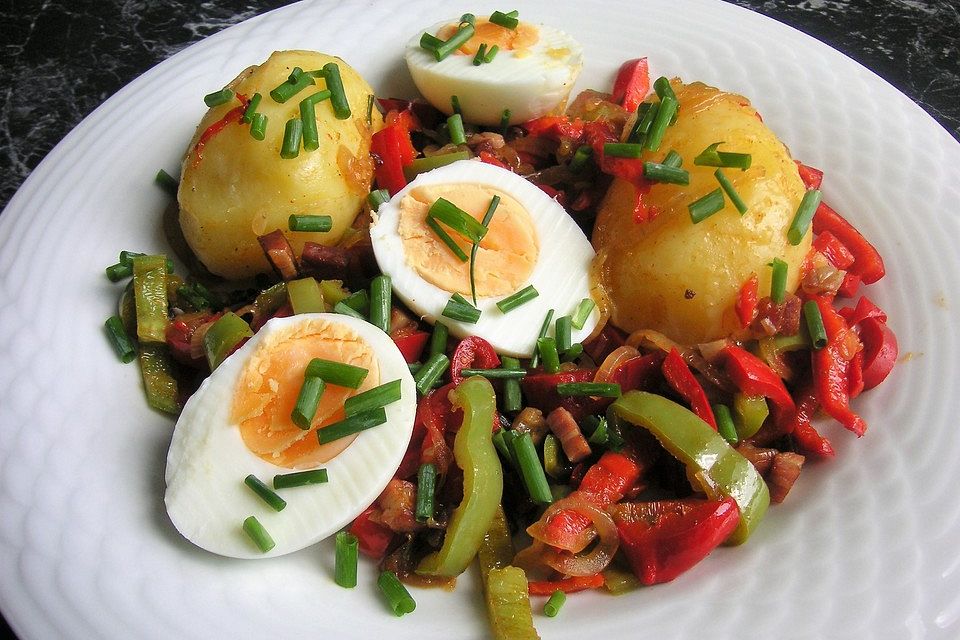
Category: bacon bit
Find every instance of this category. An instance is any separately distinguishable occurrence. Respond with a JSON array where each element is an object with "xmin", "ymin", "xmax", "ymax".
[
  {"xmin": 256, "ymin": 229, "xmax": 300, "ymax": 281},
  {"xmin": 191, "ymin": 93, "xmax": 249, "ymax": 165},
  {"xmin": 767, "ymin": 452, "xmax": 805, "ymax": 503},
  {"xmin": 512, "ymin": 407, "xmax": 549, "ymax": 447},
  {"xmin": 299, "ymin": 242, "xmax": 349, "ymax": 280},
  {"xmin": 735, "ymin": 442, "xmax": 779, "ymax": 476},
  {"xmin": 751, "ymin": 293, "xmax": 802, "ymax": 337},
  {"xmin": 546, "ymin": 407, "xmax": 592, "ymax": 463},
  {"xmin": 376, "ymin": 479, "xmax": 422, "ymax": 533}
]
